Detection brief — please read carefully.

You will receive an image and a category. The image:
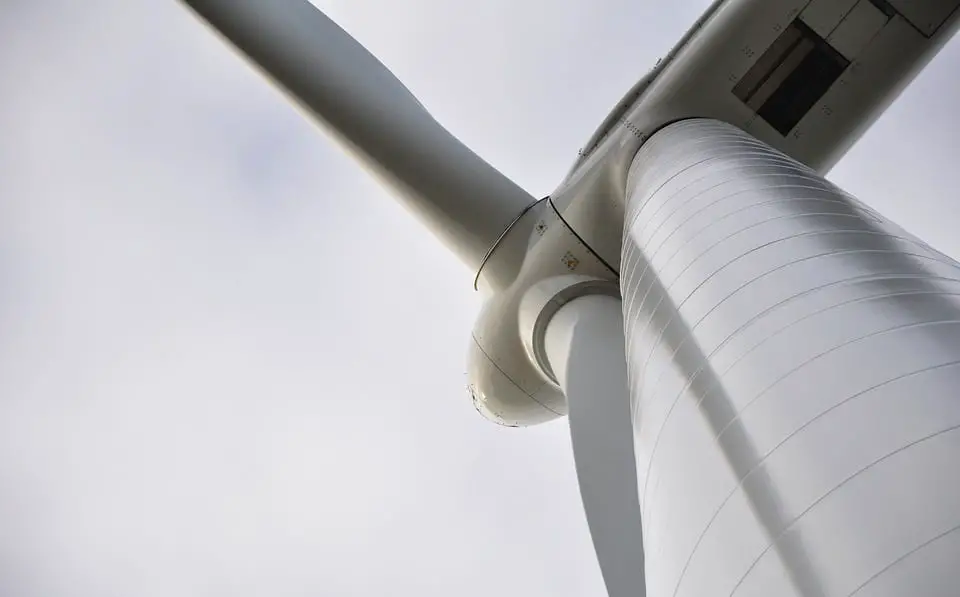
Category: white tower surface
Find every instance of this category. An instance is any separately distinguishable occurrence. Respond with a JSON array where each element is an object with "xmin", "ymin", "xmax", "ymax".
[{"xmin": 623, "ymin": 119, "xmax": 960, "ymax": 597}]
